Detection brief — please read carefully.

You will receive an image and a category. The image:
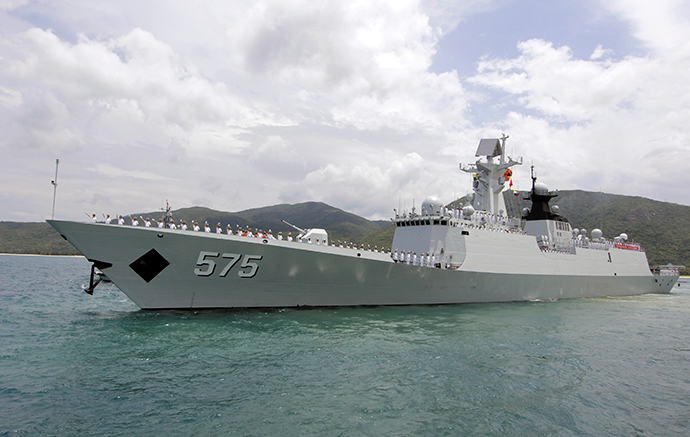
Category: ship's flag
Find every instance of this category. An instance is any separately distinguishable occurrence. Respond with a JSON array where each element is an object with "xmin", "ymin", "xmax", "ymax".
[{"xmin": 503, "ymin": 168, "xmax": 514, "ymax": 188}]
